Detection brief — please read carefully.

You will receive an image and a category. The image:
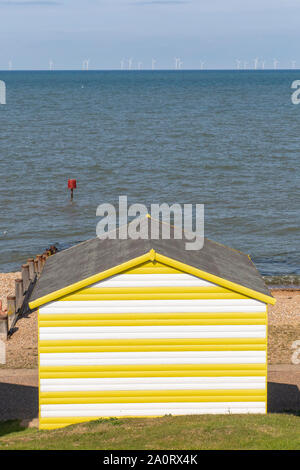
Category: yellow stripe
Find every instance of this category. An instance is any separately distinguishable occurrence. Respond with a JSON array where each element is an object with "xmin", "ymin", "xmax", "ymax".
[
  {"xmin": 40, "ymin": 370, "xmax": 266, "ymax": 379},
  {"xmin": 41, "ymin": 396, "xmax": 265, "ymax": 404},
  {"xmin": 40, "ymin": 337, "xmax": 266, "ymax": 353},
  {"xmin": 39, "ymin": 319, "xmax": 266, "ymax": 327},
  {"xmin": 40, "ymin": 344, "xmax": 266, "ymax": 353},
  {"xmin": 40, "ymin": 338, "xmax": 266, "ymax": 347},
  {"xmin": 40, "ymin": 389, "xmax": 266, "ymax": 405},
  {"xmin": 40, "ymin": 364, "xmax": 266, "ymax": 379},
  {"xmin": 40, "ymin": 389, "xmax": 266, "ymax": 399},
  {"xmin": 39, "ymin": 312, "xmax": 266, "ymax": 322},
  {"xmin": 60, "ymin": 292, "xmax": 249, "ymax": 301}
]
